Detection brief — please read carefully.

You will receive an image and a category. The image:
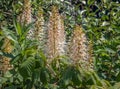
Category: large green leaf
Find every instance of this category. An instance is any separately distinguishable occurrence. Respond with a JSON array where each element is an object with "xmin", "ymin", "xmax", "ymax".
[
  {"xmin": 1, "ymin": 27, "xmax": 18, "ymax": 43},
  {"xmin": 72, "ymin": 68, "xmax": 82, "ymax": 86},
  {"xmin": 40, "ymin": 68, "xmax": 50, "ymax": 85},
  {"xmin": 19, "ymin": 57, "xmax": 35, "ymax": 78},
  {"xmin": 5, "ymin": 85, "xmax": 17, "ymax": 89}
]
